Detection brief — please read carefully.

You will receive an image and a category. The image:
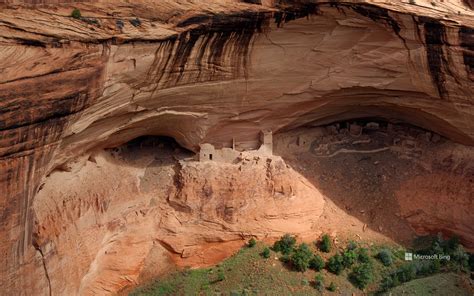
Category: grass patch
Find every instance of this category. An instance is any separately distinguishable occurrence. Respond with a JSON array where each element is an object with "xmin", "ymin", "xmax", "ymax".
[{"xmin": 130, "ymin": 236, "xmax": 473, "ymax": 295}]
